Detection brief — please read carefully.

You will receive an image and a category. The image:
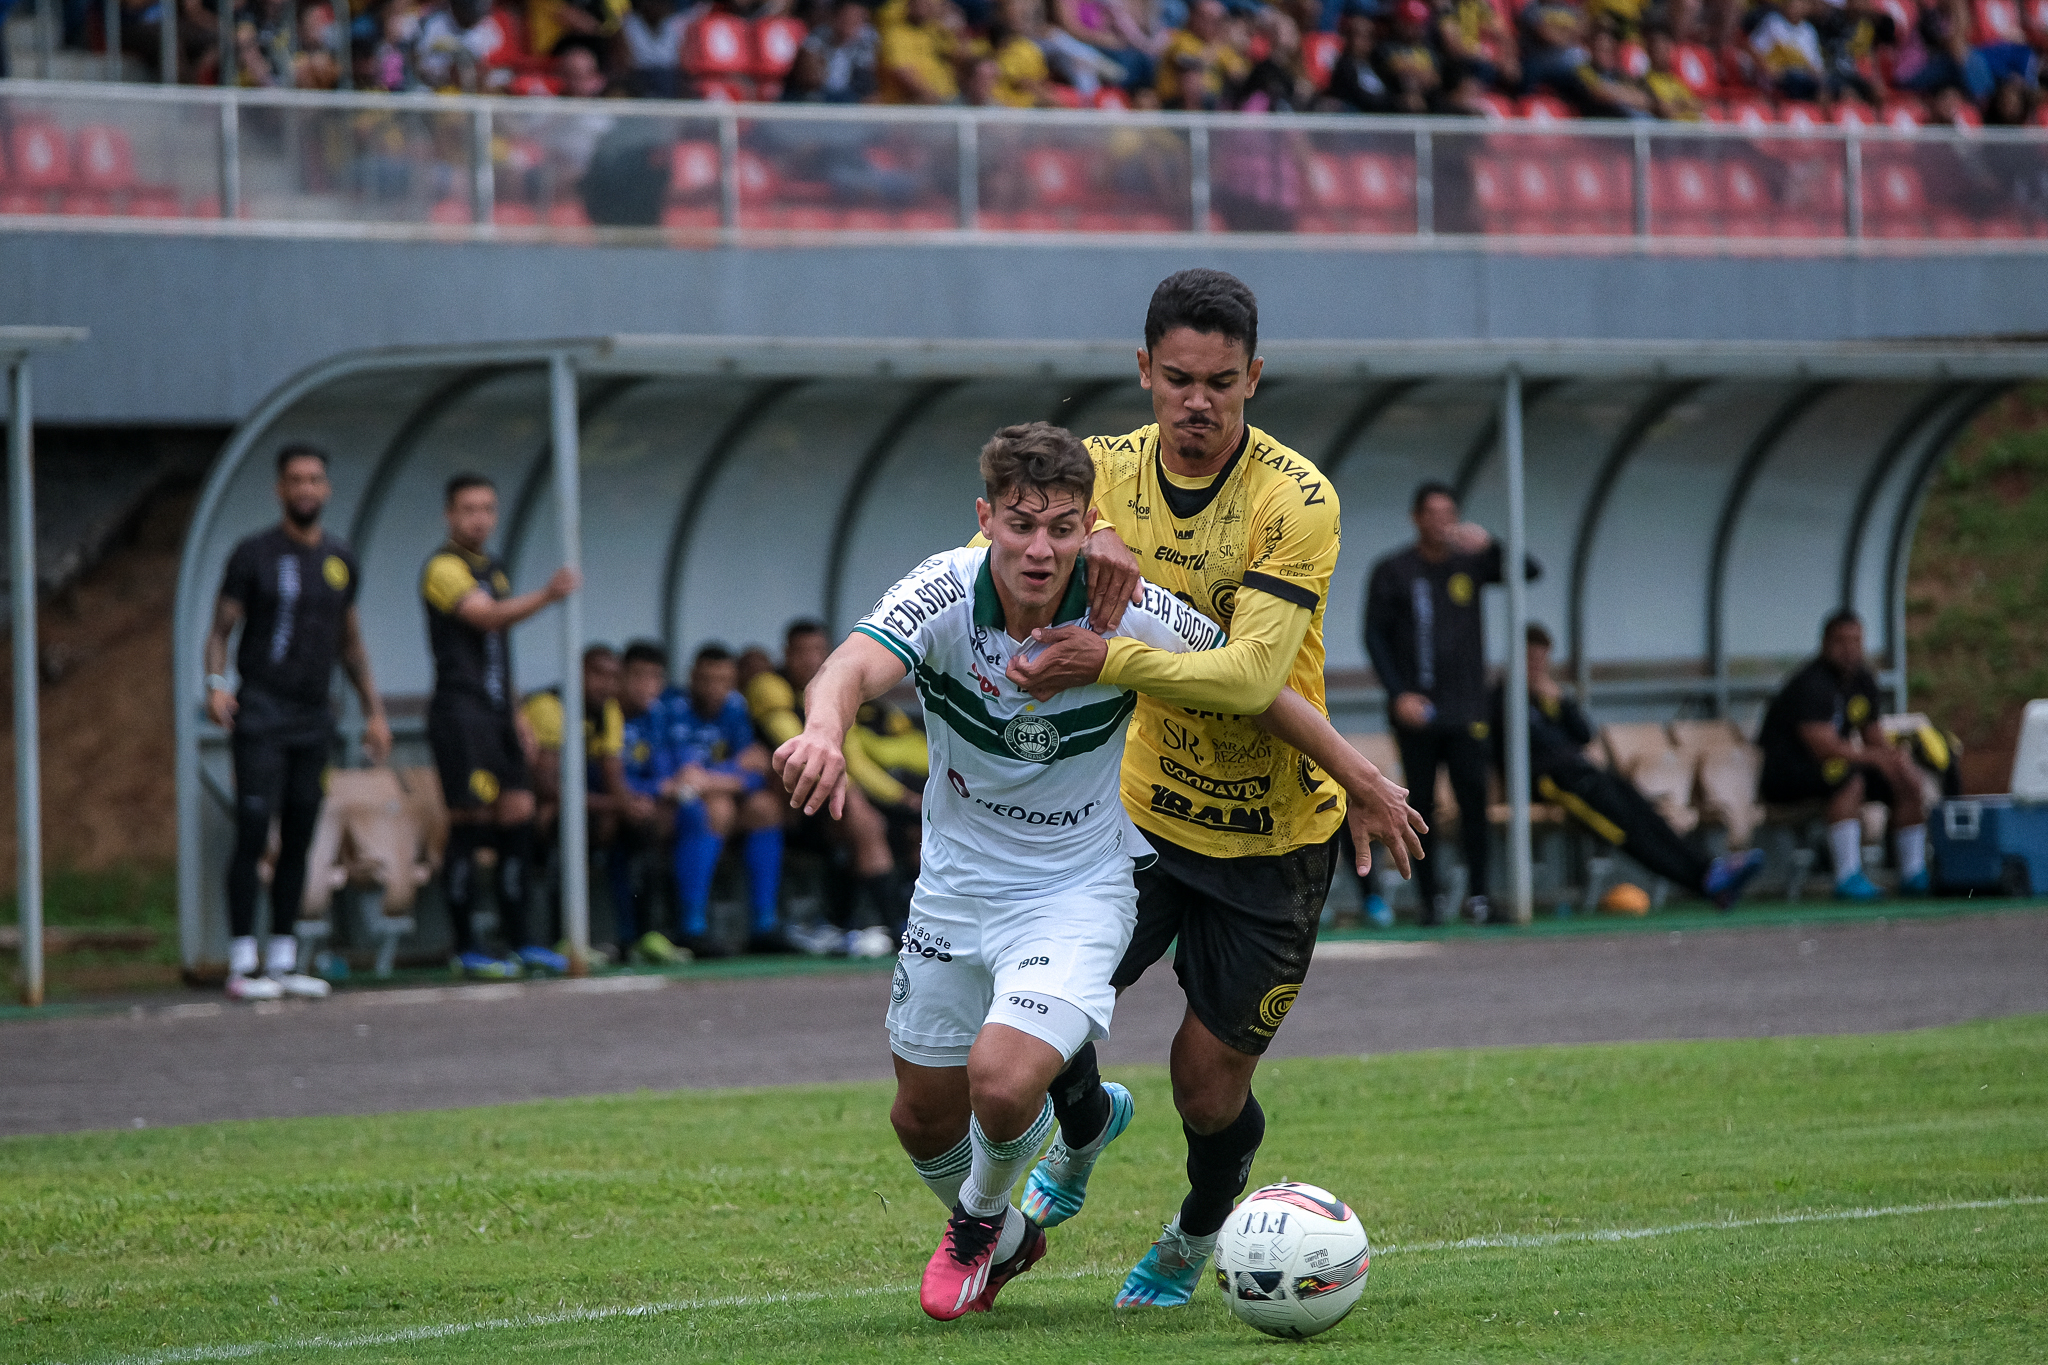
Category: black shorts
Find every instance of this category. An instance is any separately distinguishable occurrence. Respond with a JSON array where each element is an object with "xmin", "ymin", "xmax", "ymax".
[
  {"xmin": 1759, "ymin": 746, "xmax": 1894, "ymax": 806},
  {"xmin": 230, "ymin": 727, "xmax": 330, "ymax": 823},
  {"xmin": 428, "ymin": 700, "xmax": 530, "ymax": 811},
  {"xmin": 1110, "ymin": 831, "xmax": 1340, "ymax": 1057}
]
